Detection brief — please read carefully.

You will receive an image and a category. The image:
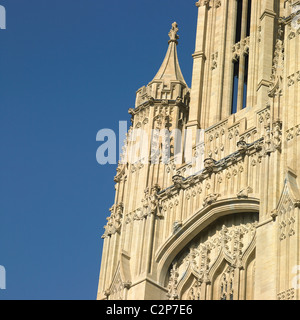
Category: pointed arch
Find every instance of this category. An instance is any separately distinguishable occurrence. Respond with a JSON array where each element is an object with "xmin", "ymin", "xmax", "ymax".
[
  {"xmin": 275, "ymin": 169, "xmax": 300, "ymax": 214},
  {"xmin": 274, "ymin": 169, "xmax": 300, "ymax": 296},
  {"xmin": 108, "ymin": 263, "xmax": 124, "ymax": 300},
  {"xmin": 243, "ymin": 248, "xmax": 256, "ymax": 300},
  {"xmin": 156, "ymin": 197, "xmax": 260, "ymax": 286},
  {"xmin": 178, "ymin": 271, "xmax": 201, "ymax": 300},
  {"xmin": 161, "ymin": 200, "xmax": 259, "ymax": 300},
  {"xmin": 241, "ymin": 235, "xmax": 256, "ymax": 269},
  {"xmin": 211, "ymin": 260, "xmax": 235, "ymax": 300},
  {"xmin": 106, "ymin": 250, "xmax": 132, "ymax": 301},
  {"xmin": 176, "ymin": 264, "xmax": 201, "ymax": 298},
  {"xmin": 209, "ymin": 250, "xmax": 235, "ymax": 281}
]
